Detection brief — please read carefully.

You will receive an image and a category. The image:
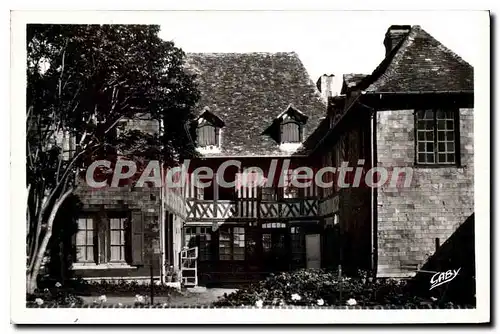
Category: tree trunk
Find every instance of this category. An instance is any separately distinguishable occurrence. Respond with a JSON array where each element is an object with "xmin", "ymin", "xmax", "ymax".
[{"xmin": 26, "ymin": 189, "xmax": 73, "ymax": 294}]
